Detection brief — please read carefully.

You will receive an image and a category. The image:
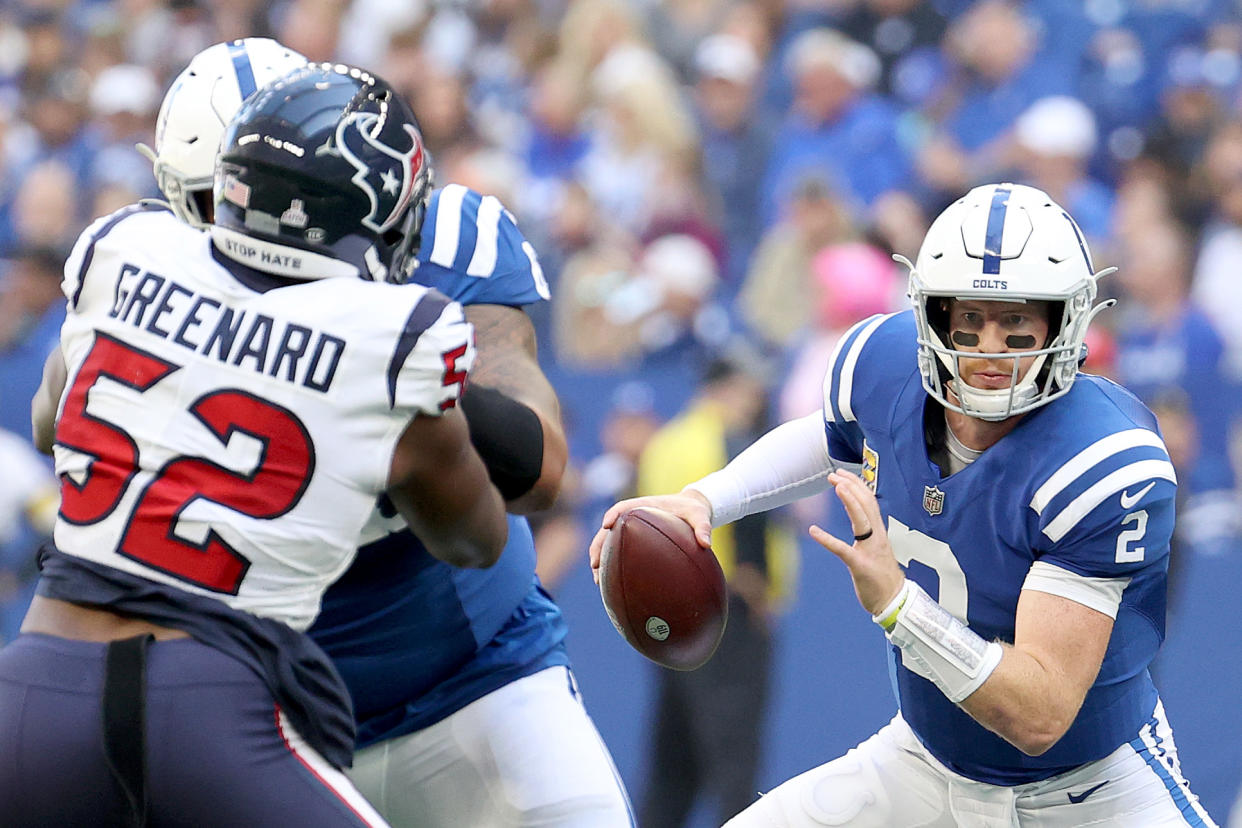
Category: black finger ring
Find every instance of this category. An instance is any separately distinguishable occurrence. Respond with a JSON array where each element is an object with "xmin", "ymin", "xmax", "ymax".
[{"xmin": 854, "ymin": 528, "xmax": 873, "ymax": 542}]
